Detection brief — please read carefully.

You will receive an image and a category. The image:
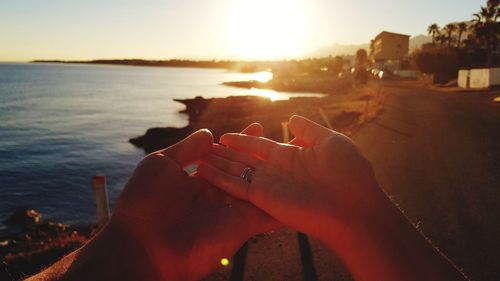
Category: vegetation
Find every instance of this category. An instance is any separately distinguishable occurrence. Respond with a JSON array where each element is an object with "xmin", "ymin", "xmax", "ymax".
[
  {"xmin": 425, "ymin": 1, "xmax": 498, "ymax": 53},
  {"xmin": 427, "ymin": 24, "xmax": 440, "ymax": 44},
  {"xmin": 418, "ymin": 0, "xmax": 499, "ymax": 81},
  {"xmin": 413, "ymin": 48, "xmax": 462, "ymax": 82},
  {"xmin": 444, "ymin": 23, "xmax": 457, "ymax": 48},
  {"xmin": 354, "ymin": 49, "xmax": 368, "ymax": 84},
  {"xmin": 456, "ymin": 22, "xmax": 468, "ymax": 47},
  {"xmin": 34, "ymin": 56, "xmax": 351, "ymax": 78}
]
